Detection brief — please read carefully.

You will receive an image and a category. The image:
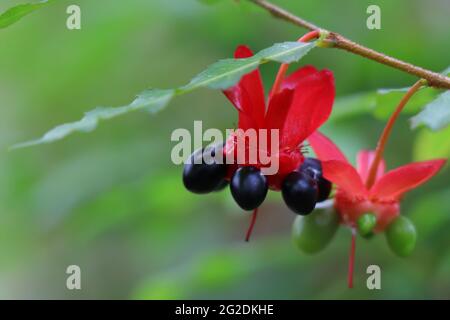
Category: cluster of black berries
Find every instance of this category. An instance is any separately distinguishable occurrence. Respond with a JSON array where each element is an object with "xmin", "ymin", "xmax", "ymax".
[{"xmin": 183, "ymin": 144, "xmax": 331, "ymax": 215}]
